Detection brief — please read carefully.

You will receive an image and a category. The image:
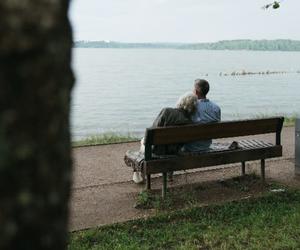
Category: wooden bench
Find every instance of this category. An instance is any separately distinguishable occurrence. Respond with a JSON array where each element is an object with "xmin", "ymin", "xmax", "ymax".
[{"xmin": 143, "ymin": 117, "xmax": 284, "ymax": 198}]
